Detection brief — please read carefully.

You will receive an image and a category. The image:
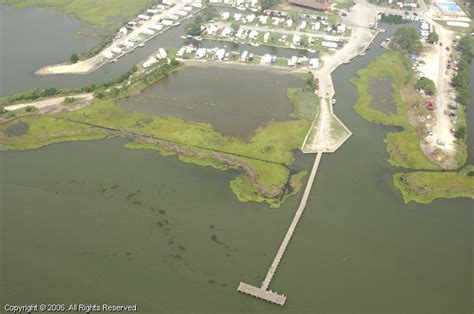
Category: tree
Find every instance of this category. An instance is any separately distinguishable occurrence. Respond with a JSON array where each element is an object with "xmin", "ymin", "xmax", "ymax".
[
  {"xmin": 202, "ymin": 6, "xmax": 219, "ymax": 21},
  {"xmin": 427, "ymin": 31, "xmax": 439, "ymax": 44},
  {"xmin": 70, "ymin": 53, "xmax": 79, "ymax": 64},
  {"xmin": 259, "ymin": 0, "xmax": 281, "ymax": 10},
  {"xmin": 391, "ymin": 26, "xmax": 421, "ymax": 53},
  {"xmin": 455, "ymin": 126, "xmax": 466, "ymax": 140},
  {"xmin": 415, "ymin": 77, "xmax": 436, "ymax": 95},
  {"xmin": 186, "ymin": 23, "xmax": 203, "ymax": 36},
  {"xmin": 42, "ymin": 87, "xmax": 58, "ymax": 97},
  {"xmin": 300, "ymin": 35, "xmax": 309, "ymax": 47},
  {"xmin": 288, "ymin": 10, "xmax": 300, "ymax": 24},
  {"xmin": 170, "ymin": 58, "xmax": 180, "ymax": 66},
  {"xmin": 231, "ymin": 22, "xmax": 240, "ymax": 32}
]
